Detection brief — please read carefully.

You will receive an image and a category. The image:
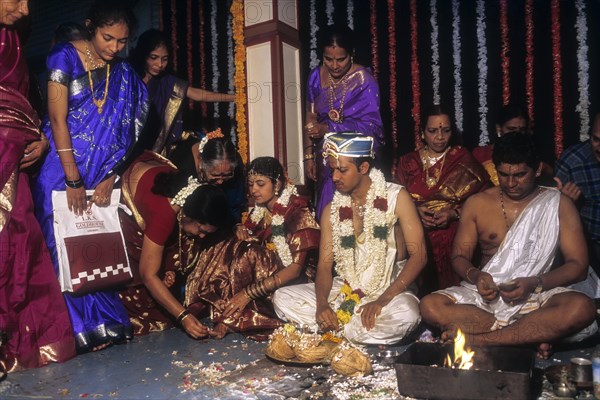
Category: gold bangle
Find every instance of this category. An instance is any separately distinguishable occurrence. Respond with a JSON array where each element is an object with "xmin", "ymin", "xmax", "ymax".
[
  {"xmin": 176, "ymin": 309, "xmax": 191, "ymax": 324},
  {"xmin": 56, "ymin": 148, "xmax": 73, "ymax": 153},
  {"xmin": 465, "ymin": 267, "xmax": 477, "ymax": 284},
  {"xmin": 304, "ymin": 154, "xmax": 315, "ymax": 160}
]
